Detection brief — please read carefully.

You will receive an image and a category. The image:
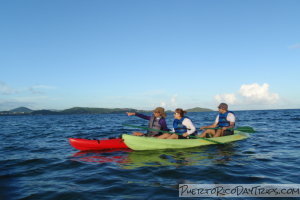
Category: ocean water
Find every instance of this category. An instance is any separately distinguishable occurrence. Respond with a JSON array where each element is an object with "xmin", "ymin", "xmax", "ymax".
[{"xmin": 1, "ymin": 110, "xmax": 300, "ymax": 199}]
